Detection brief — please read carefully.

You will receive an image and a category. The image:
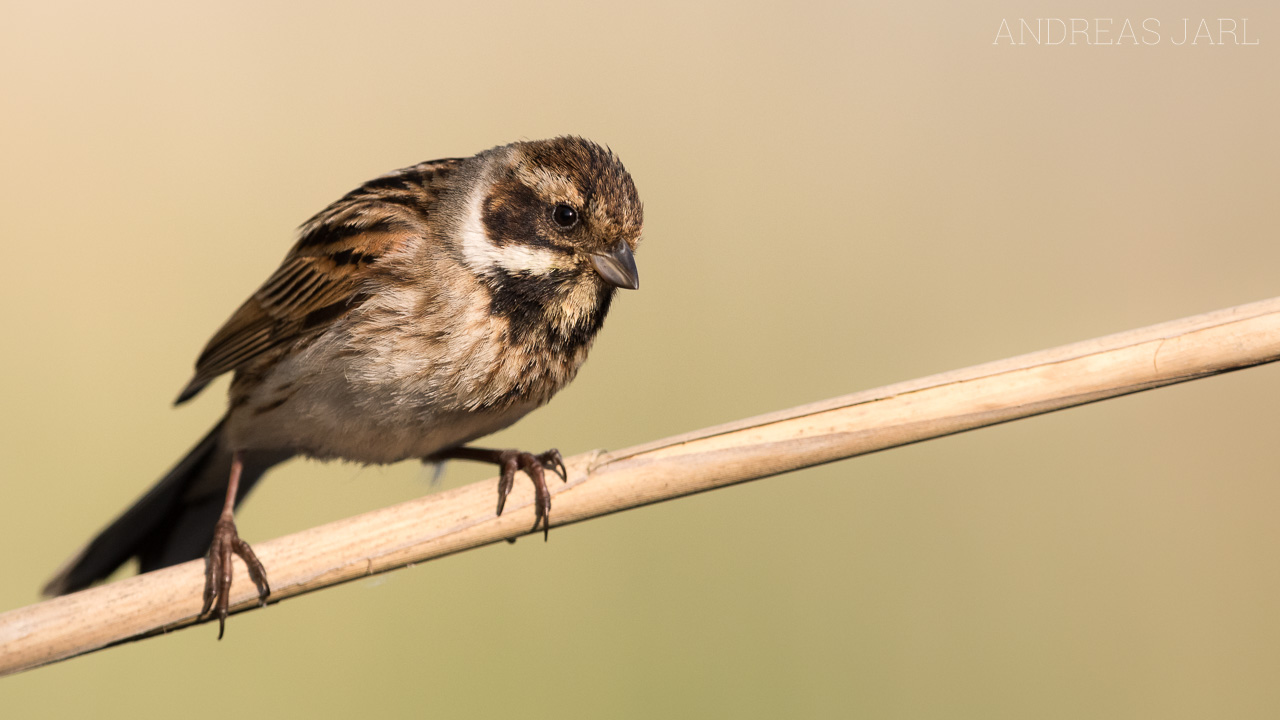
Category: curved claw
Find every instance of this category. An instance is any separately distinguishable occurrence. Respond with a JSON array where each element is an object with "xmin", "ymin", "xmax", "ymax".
[
  {"xmin": 515, "ymin": 454, "xmax": 553, "ymax": 540},
  {"xmin": 494, "ymin": 453, "xmax": 521, "ymax": 516},
  {"xmin": 537, "ymin": 449, "xmax": 568, "ymax": 482}
]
